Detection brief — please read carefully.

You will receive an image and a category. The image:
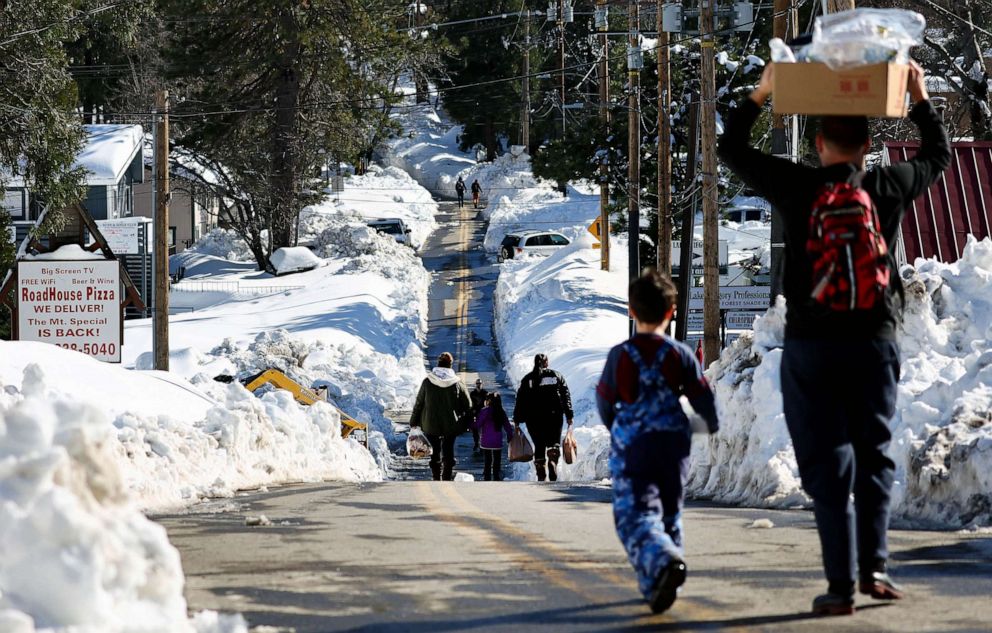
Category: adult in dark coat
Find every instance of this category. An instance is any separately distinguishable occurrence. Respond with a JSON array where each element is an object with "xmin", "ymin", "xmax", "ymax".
[
  {"xmin": 513, "ymin": 353, "xmax": 573, "ymax": 481},
  {"xmin": 718, "ymin": 62, "xmax": 950, "ymax": 615},
  {"xmin": 410, "ymin": 352, "xmax": 473, "ymax": 480},
  {"xmin": 469, "ymin": 378, "xmax": 488, "ymax": 451}
]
